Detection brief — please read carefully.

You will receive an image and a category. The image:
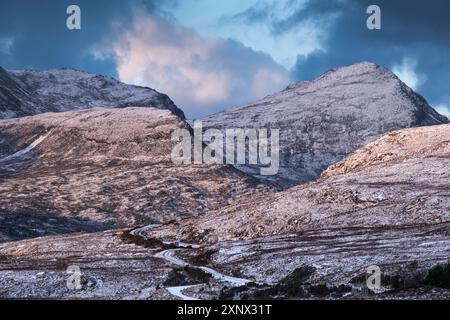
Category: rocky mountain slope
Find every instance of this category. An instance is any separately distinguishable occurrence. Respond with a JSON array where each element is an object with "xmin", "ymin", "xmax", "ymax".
[
  {"xmin": 203, "ymin": 62, "xmax": 448, "ymax": 187},
  {"xmin": 0, "ymin": 230, "xmax": 178, "ymax": 299},
  {"xmin": 0, "ymin": 67, "xmax": 184, "ymax": 119},
  {"xmin": 0, "ymin": 107, "xmax": 268, "ymax": 242},
  {"xmin": 134, "ymin": 123, "xmax": 450, "ymax": 299},
  {"xmin": 152, "ymin": 123, "xmax": 450, "ymax": 243}
]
